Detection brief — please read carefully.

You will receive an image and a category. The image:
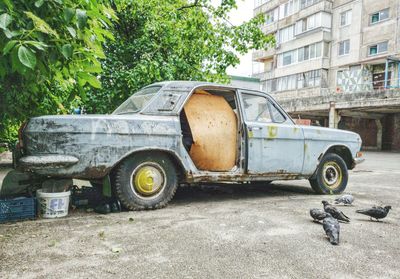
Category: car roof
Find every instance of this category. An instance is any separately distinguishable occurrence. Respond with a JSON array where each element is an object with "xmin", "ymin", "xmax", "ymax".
[{"xmin": 145, "ymin": 80, "xmax": 261, "ymax": 93}]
